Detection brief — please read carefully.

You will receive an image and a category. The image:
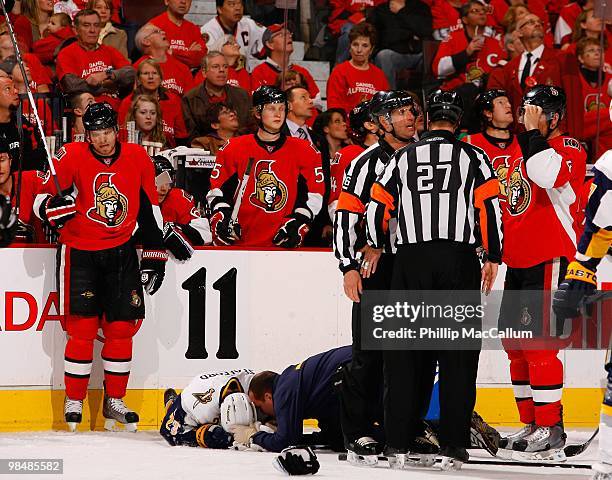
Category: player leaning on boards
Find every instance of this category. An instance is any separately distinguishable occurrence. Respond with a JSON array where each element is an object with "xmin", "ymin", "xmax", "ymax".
[
  {"xmin": 332, "ymin": 90, "xmax": 418, "ymax": 464},
  {"xmin": 365, "ymin": 90, "xmax": 503, "ymax": 470},
  {"xmin": 206, "ymin": 86, "xmax": 325, "ymax": 248},
  {"xmin": 34, "ymin": 103, "xmax": 168, "ymax": 432},
  {"xmin": 153, "ymin": 155, "xmax": 212, "ymax": 261},
  {"xmin": 553, "ymin": 150, "xmax": 612, "ymax": 479},
  {"xmin": 497, "ymin": 86, "xmax": 586, "ymax": 461}
]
